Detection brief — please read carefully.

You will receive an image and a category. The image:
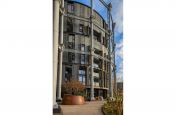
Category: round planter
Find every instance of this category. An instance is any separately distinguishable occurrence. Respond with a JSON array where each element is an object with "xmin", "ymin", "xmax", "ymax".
[{"xmin": 62, "ymin": 94, "xmax": 85, "ymax": 105}]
